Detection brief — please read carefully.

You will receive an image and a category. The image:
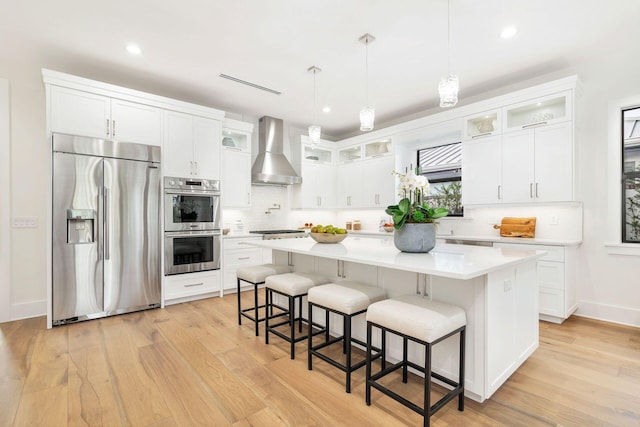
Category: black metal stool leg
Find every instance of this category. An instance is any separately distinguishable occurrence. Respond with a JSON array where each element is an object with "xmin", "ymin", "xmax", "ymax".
[
  {"xmin": 459, "ymin": 327, "xmax": 465, "ymax": 411},
  {"xmin": 425, "ymin": 343, "xmax": 432, "ymax": 427},
  {"xmin": 325, "ymin": 310, "xmax": 330, "ymax": 341},
  {"xmin": 265, "ymin": 288, "xmax": 271, "ymax": 344},
  {"xmin": 345, "ymin": 314, "xmax": 352, "ymax": 393},
  {"xmin": 289, "ymin": 295, "xmax": 296, "ymax": 359},
  {"xmin": 308, "ymin": 301, "xmax": 314, "ymax": 370},
  {"xmin": 254, "ymin": 282, "xmax": 260, "ymax": 336},
  {"xmin": 365, "ymin": 321, "xmax": 372, "ymax": 405},
  {"xmin": 402, "ymin": 336, "xmax": 408, "ymax": 383},
  {"xmin": 237, "ymin": 278, "xmax": 242, "ymax": 325},
  {"xmin": 298, "ymin": 294, "xmax": 303, "ymax": 333}
]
